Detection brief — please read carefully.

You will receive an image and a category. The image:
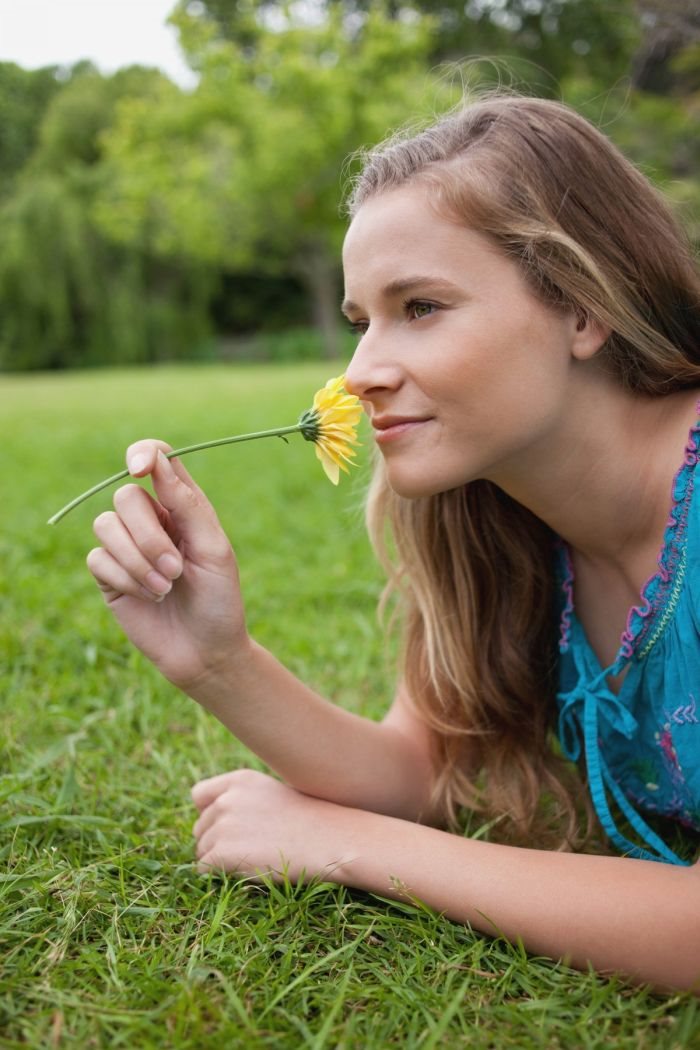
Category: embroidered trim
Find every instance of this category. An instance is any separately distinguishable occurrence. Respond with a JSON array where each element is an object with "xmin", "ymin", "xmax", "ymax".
[
  {"xmin": 620, "ymin": 416, "xmax": 699, "ymax": 659},
  {"xmin": 556, "ymin": 405, "xmax": 700, "ymax": 660},
  {"xmin": 558, "ymin": 542, "xmax": 575, "ymax": 653},
  {"xmin": 638, "ymin": 544, "xmax": 688, "ymax": 659}
]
